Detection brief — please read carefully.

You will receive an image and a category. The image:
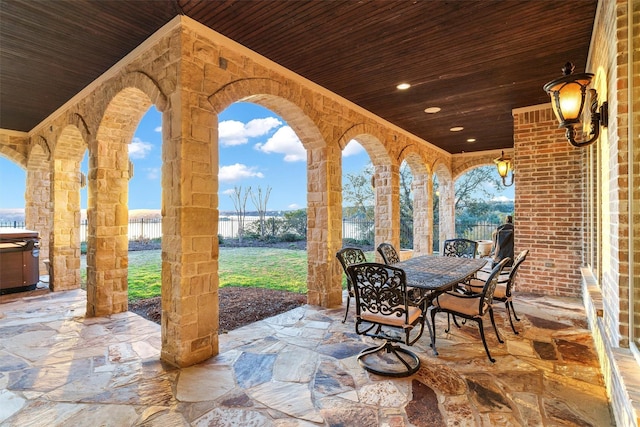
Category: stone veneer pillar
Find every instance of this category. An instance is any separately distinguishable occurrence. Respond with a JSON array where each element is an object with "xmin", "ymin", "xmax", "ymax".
[
  {"xmin": 438, "ymin": 179, "xmax": 455, "ymax": 253},
  {"xmin": 307, "ymin": 145, "xmax": 343, "ymax": 308},
  {"xmin": 160, "ymin": 84, "xmax": 219, "ymax": 367},
  {"xmin": 25, "ymin": 148, "xmax": 51, "ymax": 274},
  {"xmin": 50, "ymin": 158, "xmax": 82, "ymax": 291},
  {"xmin": 374, "ymin": 163, "xmax": 400, "ymax": 257},
  {"xmin": 412, "ymin": 172, "xmax": 432, "ymax": 256},
  {"xmin": 85, "ymin": 135, "xmax": 131, "ymax": 317}
]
